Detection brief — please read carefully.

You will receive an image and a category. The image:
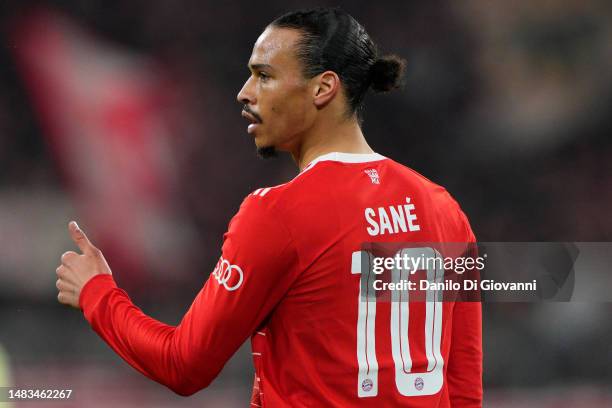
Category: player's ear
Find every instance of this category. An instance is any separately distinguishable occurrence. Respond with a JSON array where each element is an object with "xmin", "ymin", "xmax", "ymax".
[{"xmin": 312, "ymin": 71, "xmax": 339, "ymax": 109}]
